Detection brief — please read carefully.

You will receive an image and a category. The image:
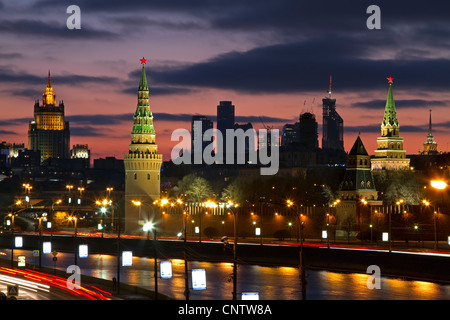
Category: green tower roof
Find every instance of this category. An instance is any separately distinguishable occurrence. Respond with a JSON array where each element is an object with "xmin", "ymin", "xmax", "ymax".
[
  {"xmin": 139, "ymin": 65, "xmax": 148, "ymax": 91},
  {"xmin": 132, "ymin": 59, "xmax": 155, "ymax": 135},
  {"xmin": 382, "ymin": 77, "xmax": 398, "ymax": 127},
  {"xmin": 349, "ymin": 135, "xmax": 368, "ymax": 156}
]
